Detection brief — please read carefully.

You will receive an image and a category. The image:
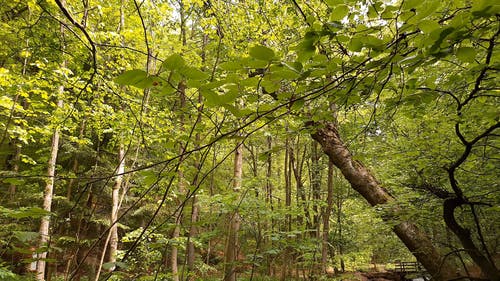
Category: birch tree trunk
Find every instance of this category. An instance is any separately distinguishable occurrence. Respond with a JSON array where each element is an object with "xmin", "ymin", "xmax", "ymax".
[
  {"xmin": 224, "ymin": 142, "xmax": 243, "ymax": 281},
  {"xmin": 36, "ymin": 97, "xmax": 63, "ymax": 281},
  {"xmin": 109, "ymin": 146, "xmax": 125, "ymax": 268},
  {"xmin": 310, "ymin": 121, "xmax": 460, "ymax": 281},
  {"xmin": 36, "ymin": 12, "xmax": 68, "ymax": 278}
]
